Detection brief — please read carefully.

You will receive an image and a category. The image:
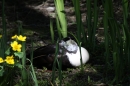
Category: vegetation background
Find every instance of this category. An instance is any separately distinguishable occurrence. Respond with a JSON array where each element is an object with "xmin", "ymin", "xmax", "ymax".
[{"xmin": 0, "ymin": 0, "xmax": 130, "ymax": 86}]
